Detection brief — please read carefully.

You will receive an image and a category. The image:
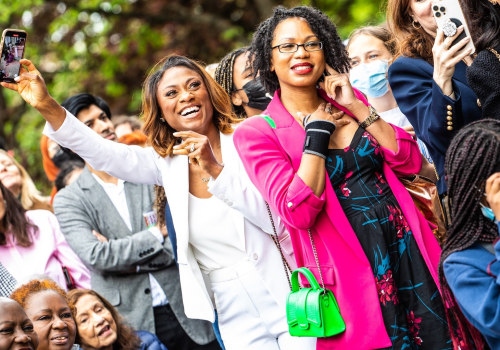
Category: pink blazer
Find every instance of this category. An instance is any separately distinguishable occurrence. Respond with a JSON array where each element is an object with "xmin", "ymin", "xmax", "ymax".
[{"xmin": 233, "ymin": 89, "xmax": 442, "ymax": 349}]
